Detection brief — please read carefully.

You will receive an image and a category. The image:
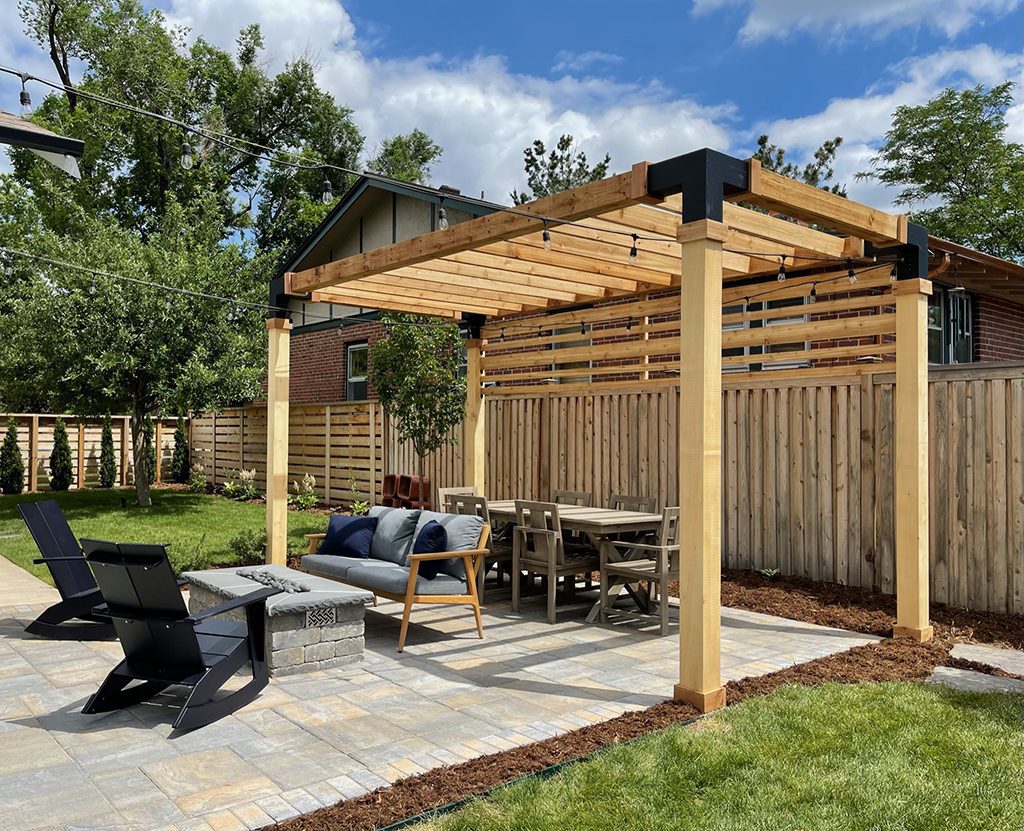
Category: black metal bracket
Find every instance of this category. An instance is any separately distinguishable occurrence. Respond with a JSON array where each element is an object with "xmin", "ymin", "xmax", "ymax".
[
  {"xmin": 865, "ymin": 221, "xmax": 928, "ymax": 280},
  {"xmin": 461, "ymin": 313, "xmax": 485, "ymax": 340},
  {"xmin": 267, "ymin": 274, "xmax": 291, "ymax": 320},
  {"xmin": 646, "ymin": 148, "xmax": 750, "ymax": 223}
]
